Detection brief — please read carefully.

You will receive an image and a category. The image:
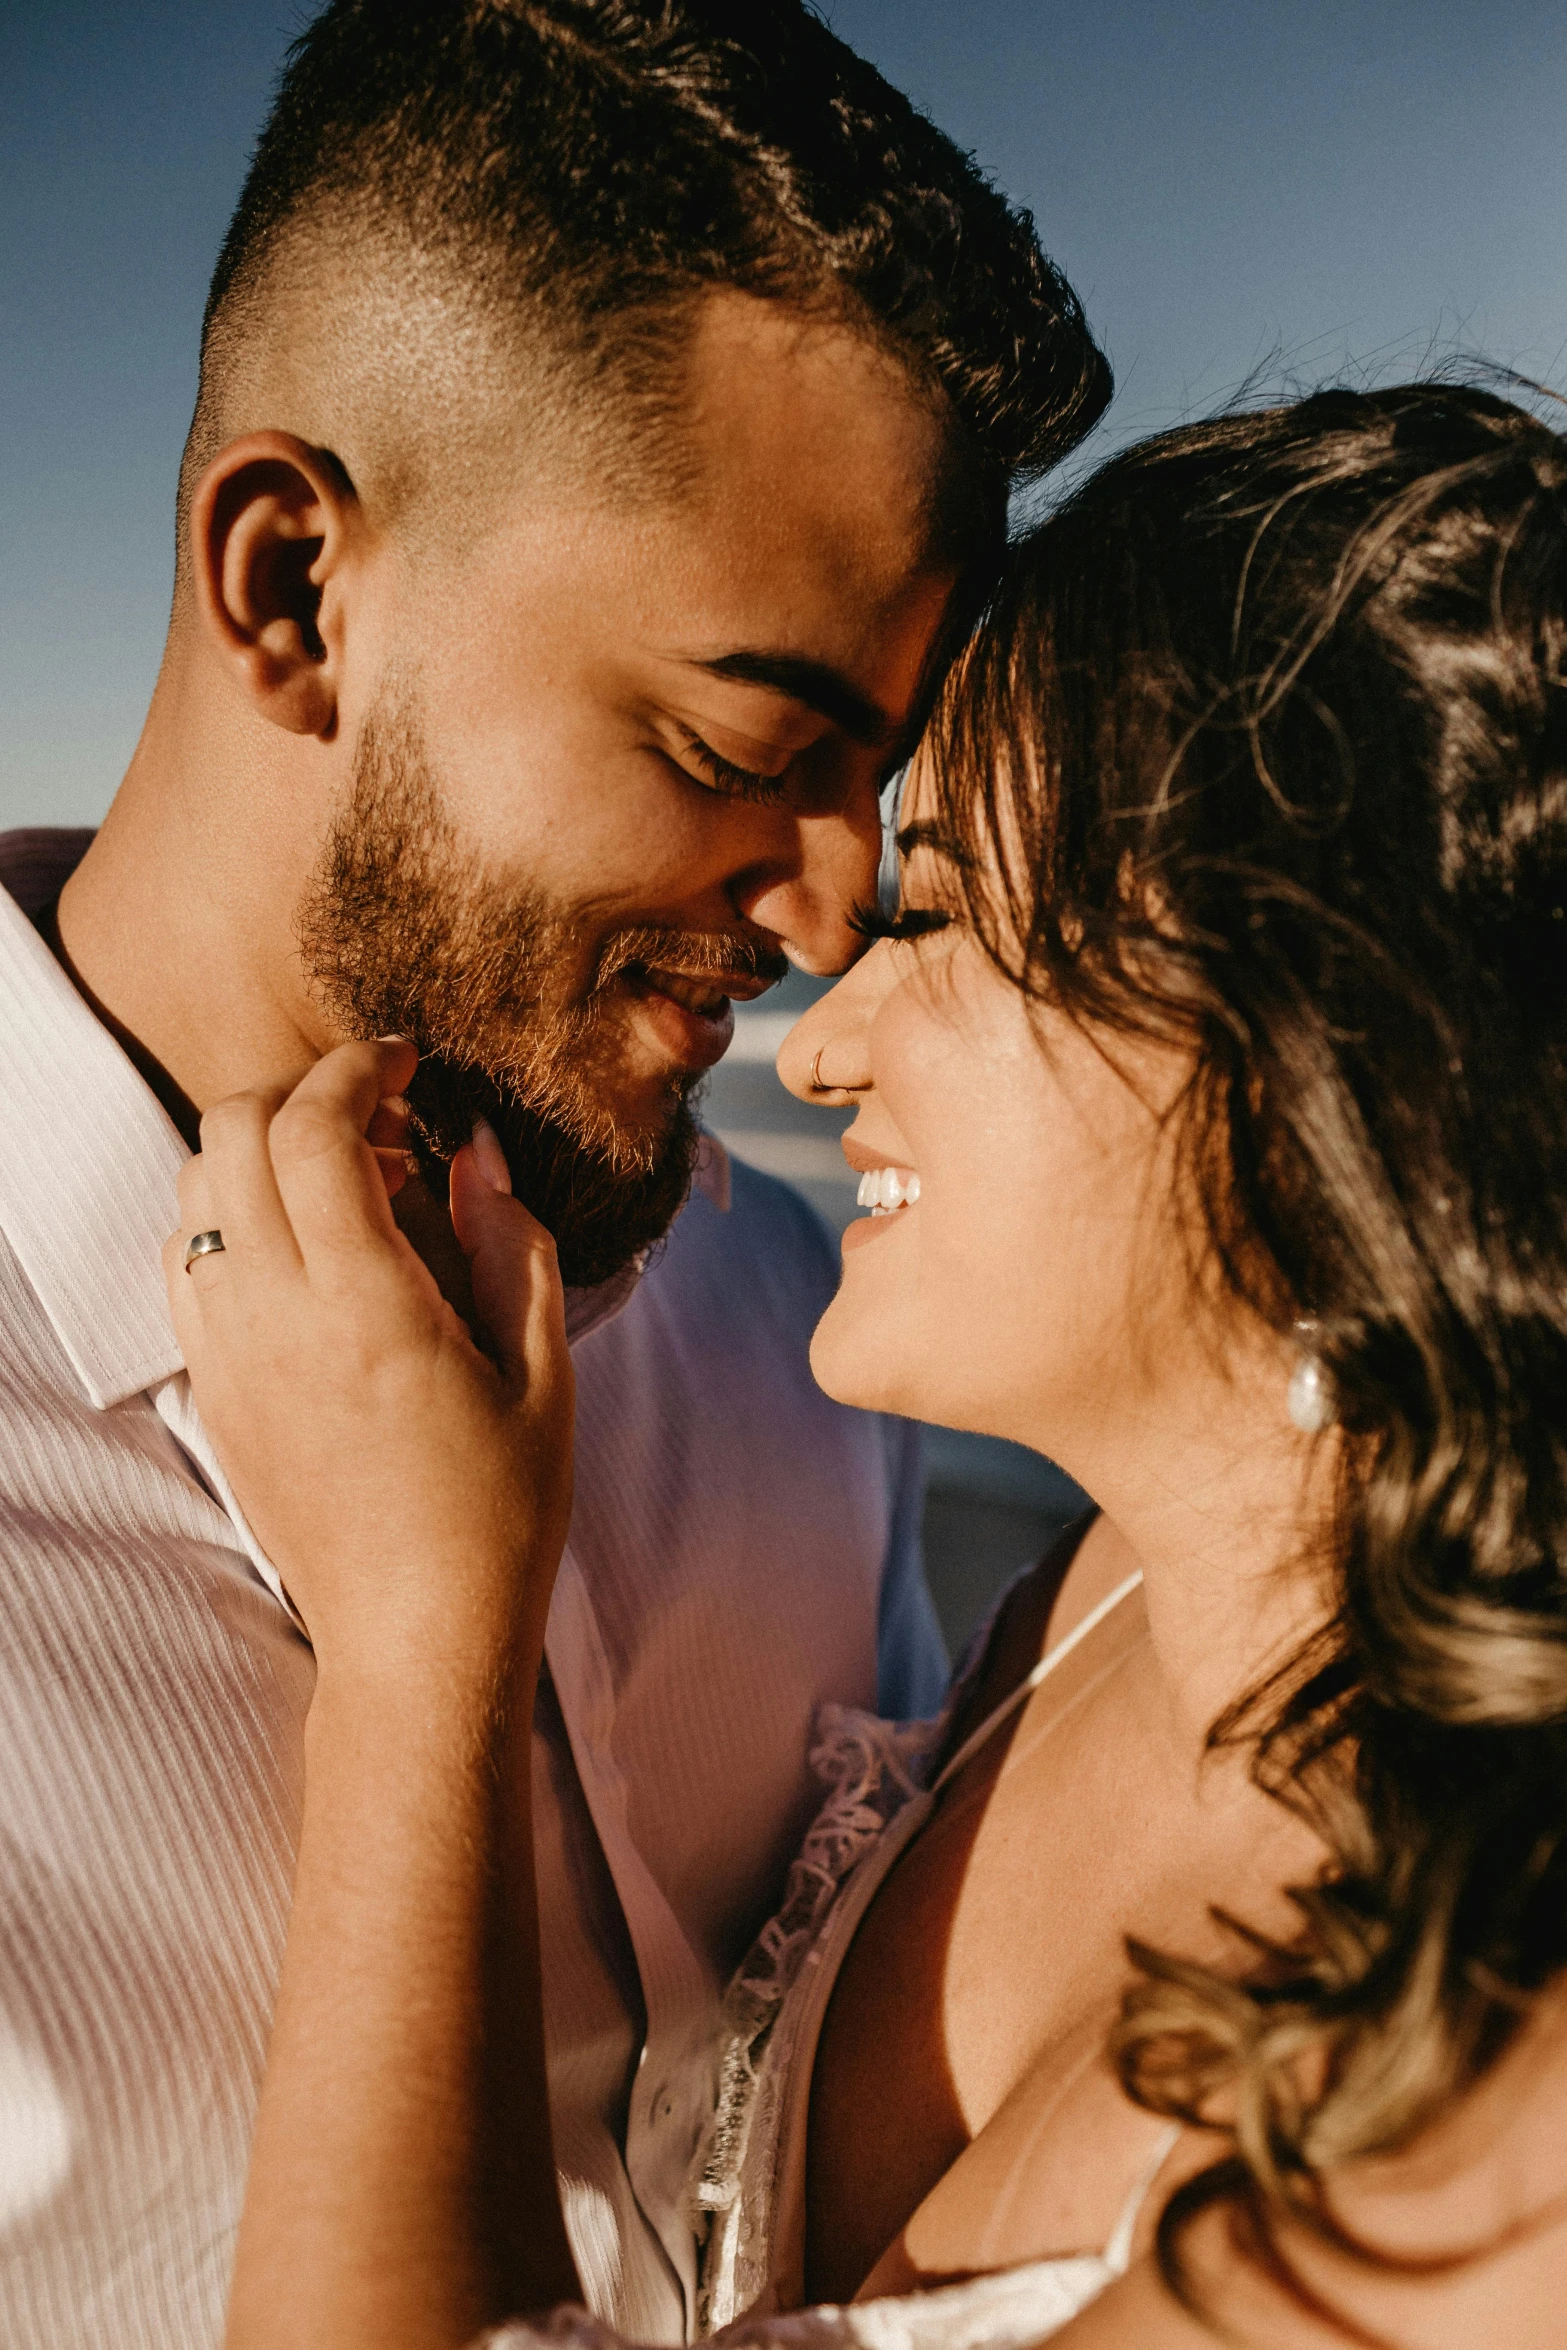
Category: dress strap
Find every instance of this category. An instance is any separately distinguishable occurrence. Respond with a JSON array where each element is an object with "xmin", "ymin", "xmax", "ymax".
[
  {"xmin": 929, "ymin": 1569, "xmax": 1144, "ymax": 1797},
  {"xmin": 1102, "ymin": 2122, "xmax": 1183, "ymax": 2272}
]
